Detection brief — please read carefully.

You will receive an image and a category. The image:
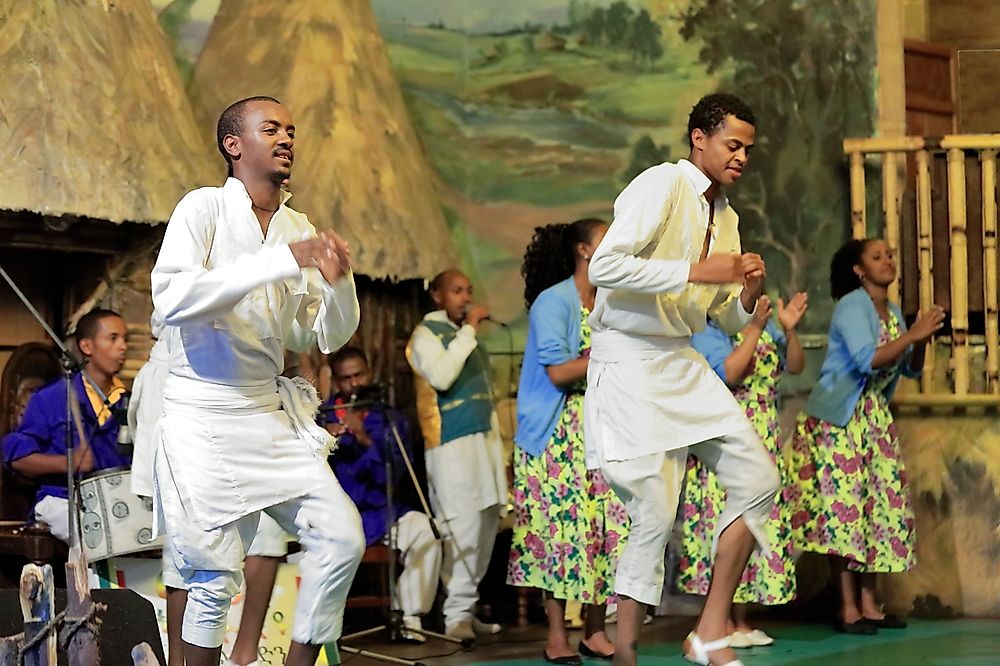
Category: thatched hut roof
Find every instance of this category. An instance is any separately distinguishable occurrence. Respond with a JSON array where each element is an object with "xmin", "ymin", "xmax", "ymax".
[
  {"xmin": 0, "ymin": 0, "xmax": 215, "ymax": 225},
  {"xmin": 188, "ymin": 0, "xmax": 457, "ymax": 282}
]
